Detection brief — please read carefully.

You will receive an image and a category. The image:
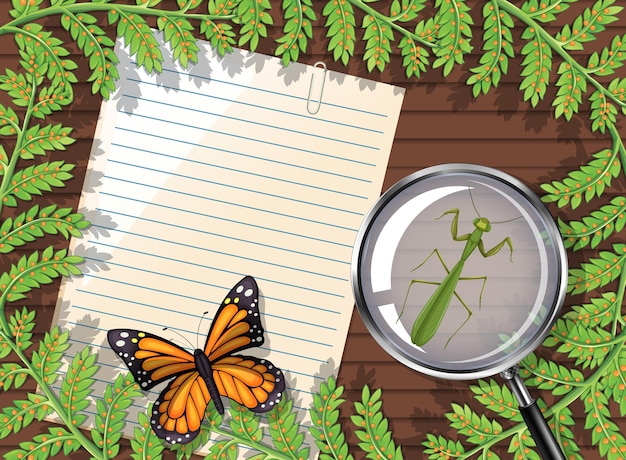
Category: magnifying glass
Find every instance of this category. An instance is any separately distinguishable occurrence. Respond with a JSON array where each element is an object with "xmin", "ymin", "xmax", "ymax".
[{"xmin": 351, "ymin": 164, "xmax": 568, "ymax": 460}]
